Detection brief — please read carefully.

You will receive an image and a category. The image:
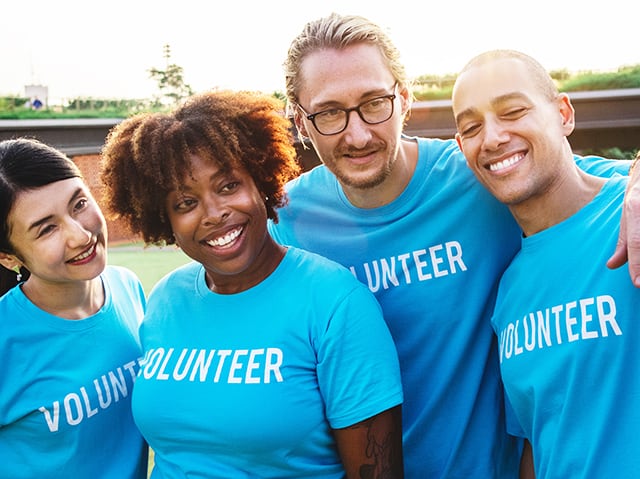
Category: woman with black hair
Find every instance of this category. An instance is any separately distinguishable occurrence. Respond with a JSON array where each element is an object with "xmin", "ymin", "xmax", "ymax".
[{"xmin": 0, "ymin": 138, "xmax": 148, "ymax": 478}]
